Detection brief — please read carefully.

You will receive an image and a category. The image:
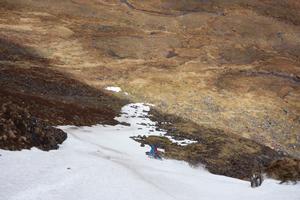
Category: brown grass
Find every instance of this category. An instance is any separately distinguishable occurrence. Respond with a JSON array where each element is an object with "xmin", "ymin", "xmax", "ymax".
[{"xmin": 266, "ymin": 158, "xmax": 300, "ymax": 183}]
